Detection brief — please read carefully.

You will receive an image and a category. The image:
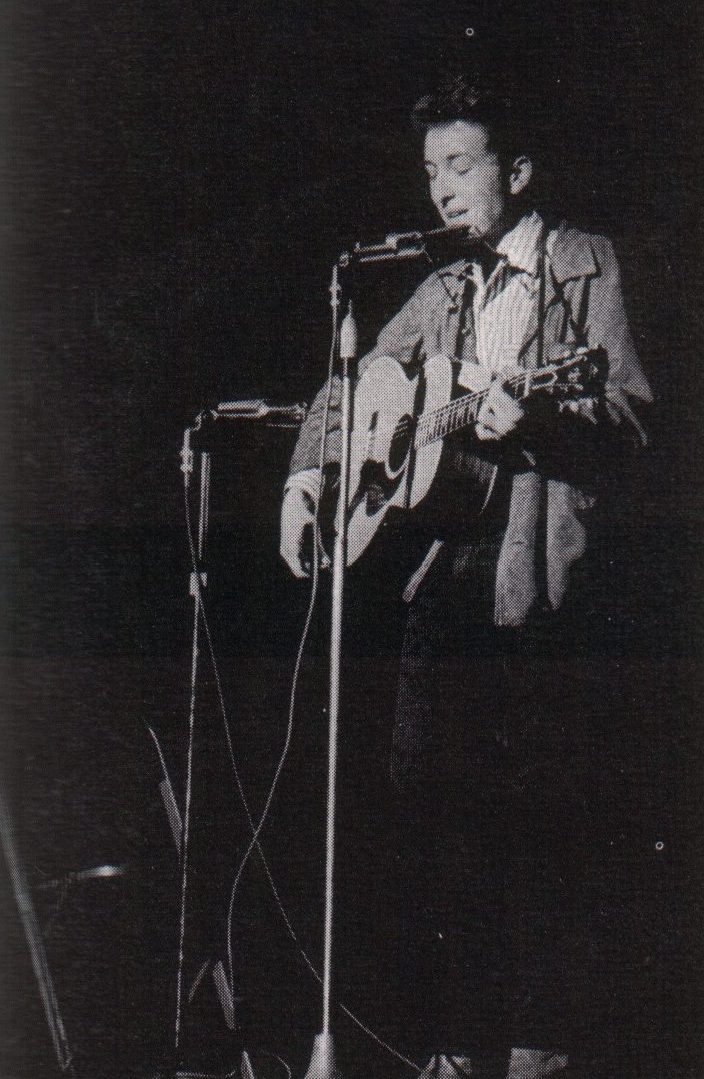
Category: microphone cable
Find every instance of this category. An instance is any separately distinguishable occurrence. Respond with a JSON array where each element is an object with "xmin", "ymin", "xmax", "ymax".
[{"xmin": 179, "ymin": 292, "xmax": 420, "ymax": 1073}]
